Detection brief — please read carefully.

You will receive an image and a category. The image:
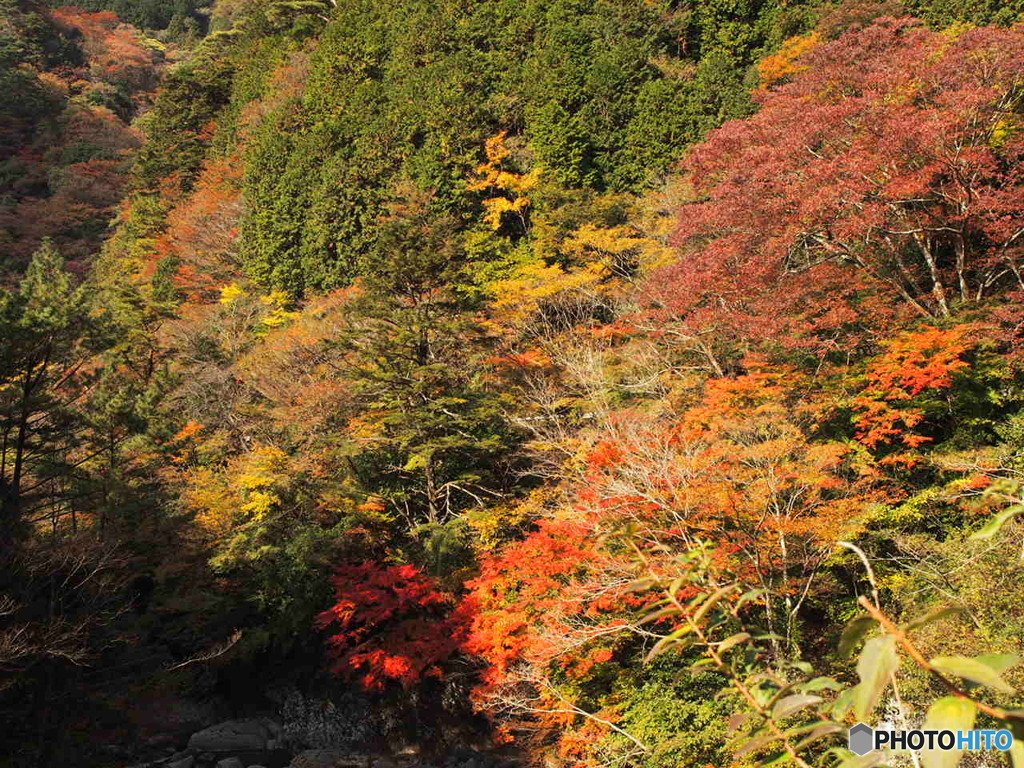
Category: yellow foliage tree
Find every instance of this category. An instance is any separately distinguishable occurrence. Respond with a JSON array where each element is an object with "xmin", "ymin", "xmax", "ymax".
[
  {"xmin": 488, "ymin": 220, "xmax": 652, "ymax": 328},
  {"xmin": 468, "ymin": 132, "xmax": 541, "ymax": 231},
  {"xmin": 183, "ymin": 444, "xmax": 295, "ymax": 566},
  {"xmin": 757, "ymin": 32, "xmax": 821, "ymax": 89}
]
